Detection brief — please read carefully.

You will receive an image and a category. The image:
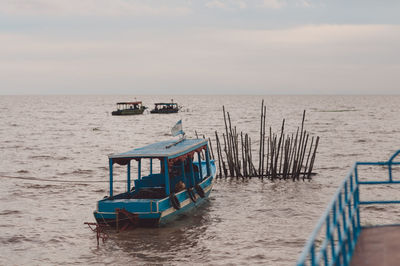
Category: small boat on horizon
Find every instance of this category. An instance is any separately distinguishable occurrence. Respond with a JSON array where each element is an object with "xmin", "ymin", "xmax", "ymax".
[
  {"xmin": 150, "ymin": 102, "xmax": 179, "ymax": 114},
  {"xmin": 93, "ymin": 137, "xmax": 216, "ymax": 229},
  {"xmin": 111, "ymin": 101, "xmax": 147, "ymax": 116}
]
